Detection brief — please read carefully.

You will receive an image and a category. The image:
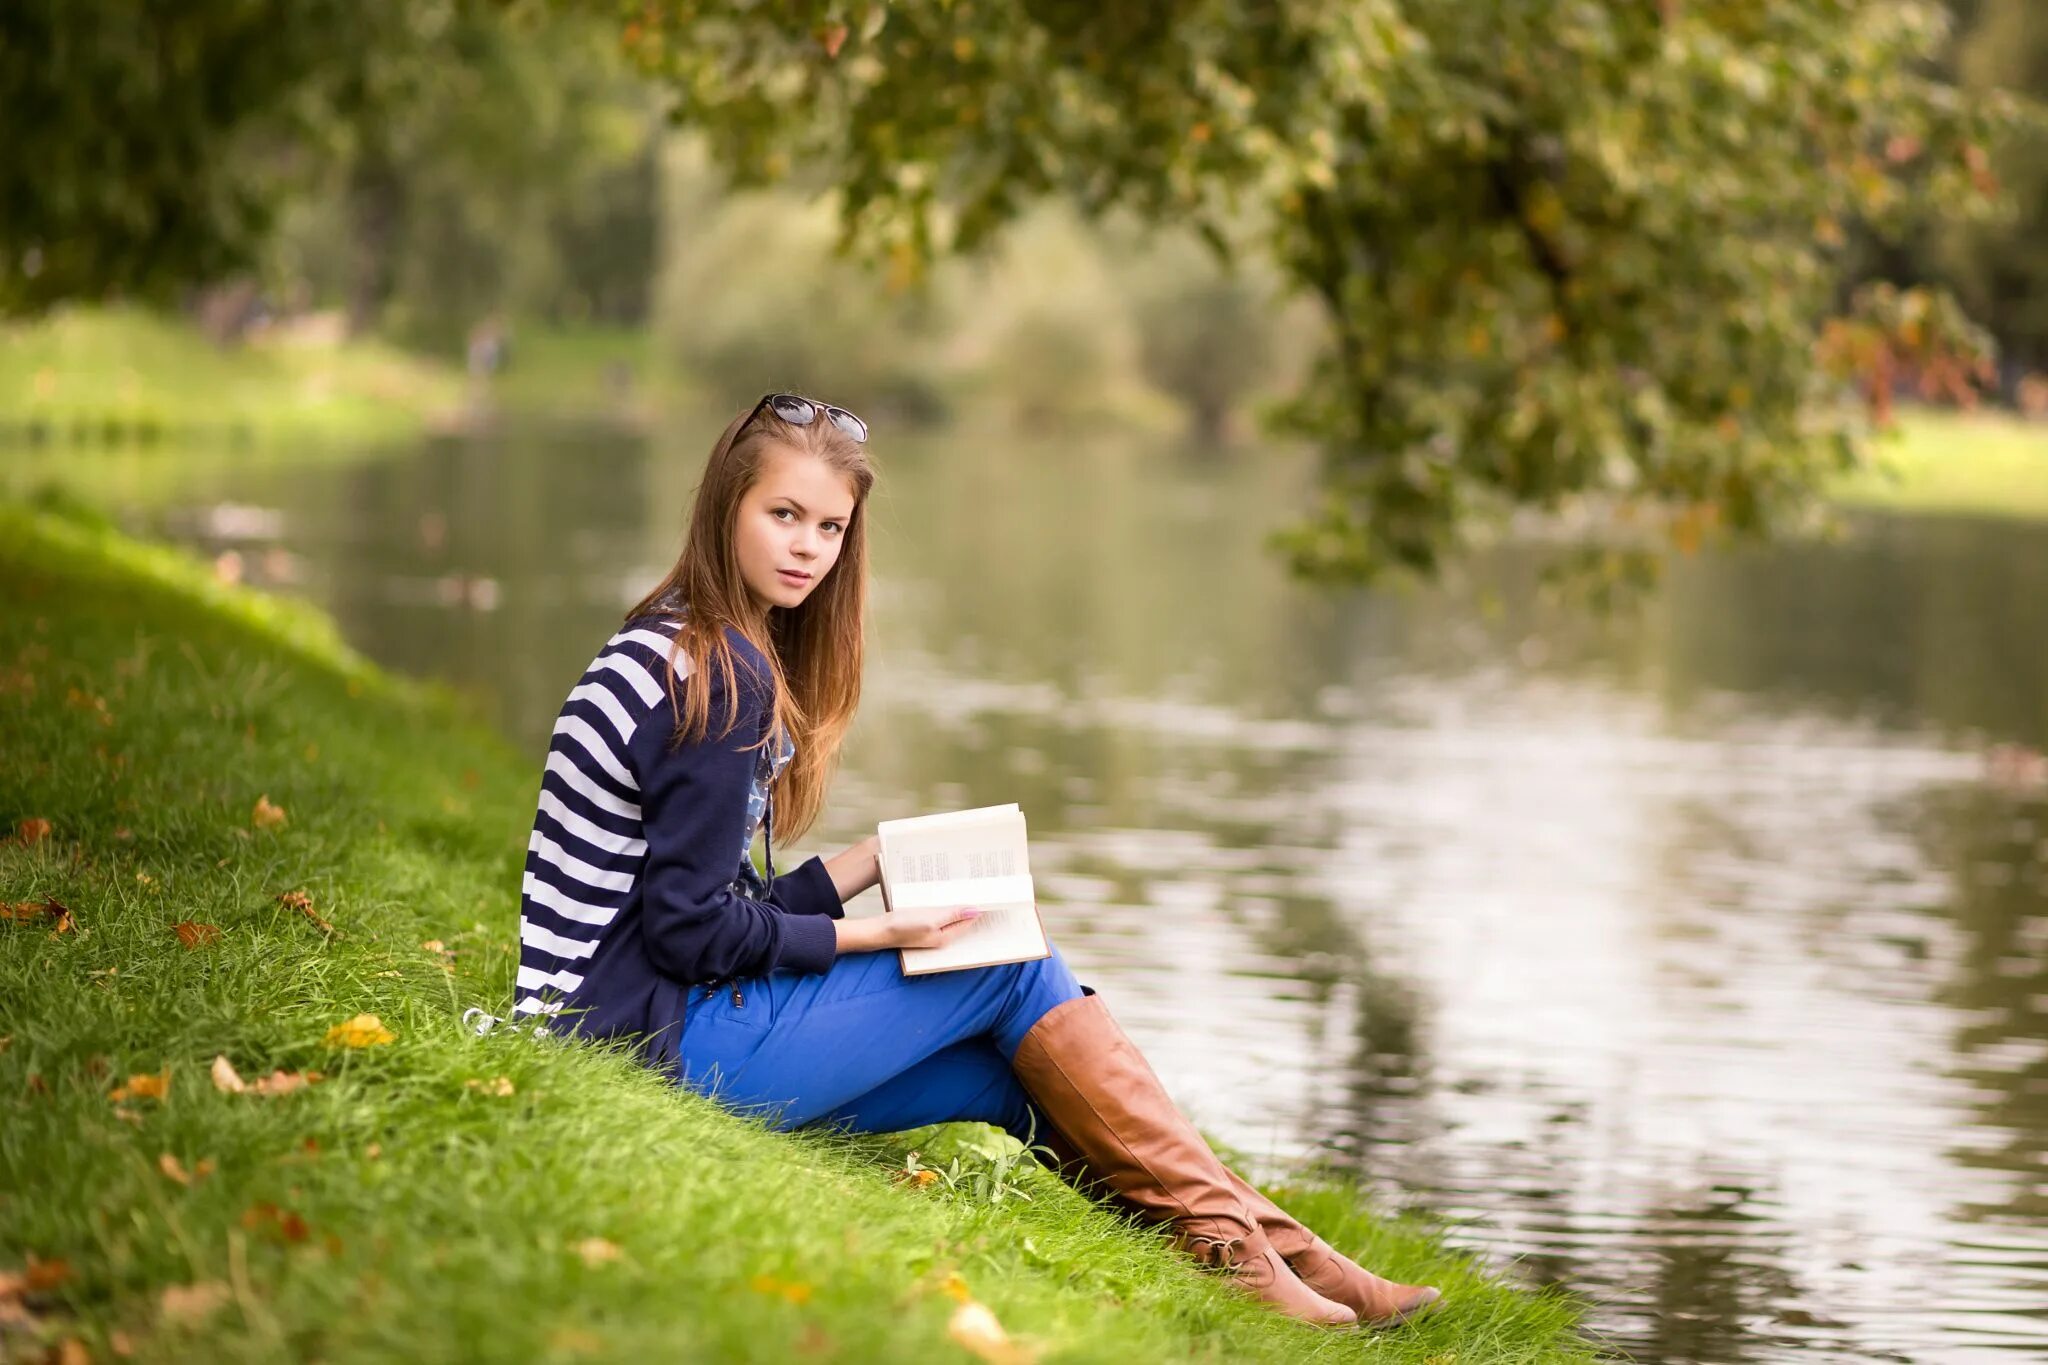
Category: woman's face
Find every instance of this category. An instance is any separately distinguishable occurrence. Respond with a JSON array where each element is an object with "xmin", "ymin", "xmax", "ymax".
[{"xmin": 734, "ymin": 444, "xmax": 857, "ymax": 612}]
